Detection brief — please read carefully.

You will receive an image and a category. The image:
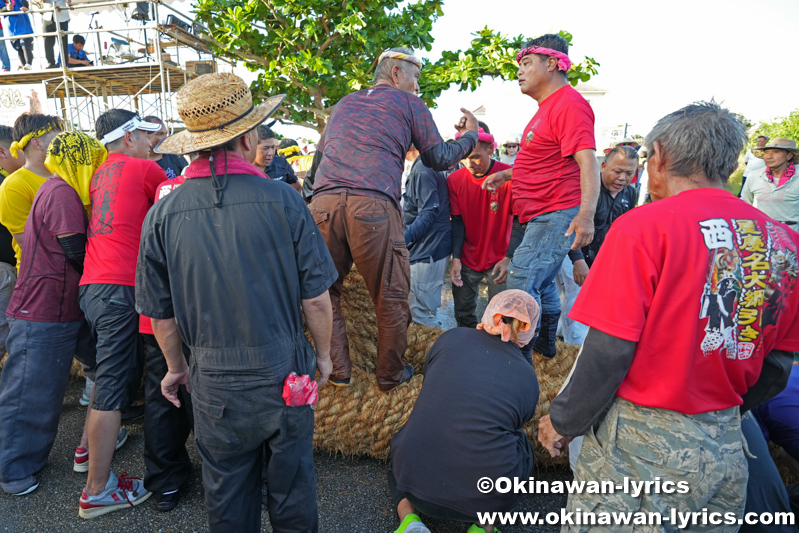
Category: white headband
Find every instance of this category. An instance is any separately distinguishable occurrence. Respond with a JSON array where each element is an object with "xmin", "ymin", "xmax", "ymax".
[
  {"xmin": 100, "ymin": 116, "xmax": 162, "ymax": 145},
  {"xmin": 378, "ymin": 50, "xmax": 422, "ymax": 69}
]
